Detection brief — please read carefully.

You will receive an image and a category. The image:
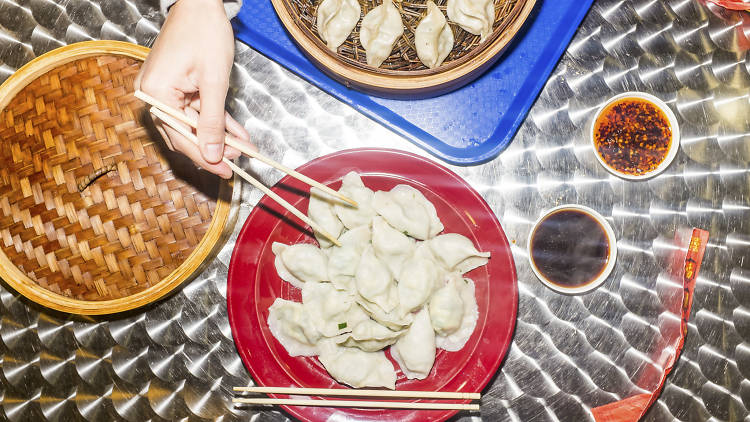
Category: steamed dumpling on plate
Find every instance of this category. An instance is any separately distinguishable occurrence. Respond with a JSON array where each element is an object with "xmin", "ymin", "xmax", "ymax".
[
  {"xmin": 434, "ymin": 274, "xmax": 479, "ymax": 351},
  {"xmin": 429, "ymin": 273, "xmax": 464, "ymax": 336},
  {"xmin": 302, "ymin": 281, "xmax": 368, "ymax": 337},
  {"xmin": 318, "ymin": 339, "xmax": 397, "ymax": 389},
  {"xmin": 397, "ymin": 256, "xmax": 439, "ymax": 316},
  {"xmin": 317, "ymin": 0, "xmax": 361, "ymax": 51},
  {"xmin": 390, "ymin": 307, "xmax": 436, "ymax": 380},
  {"xmin": 356, "ymin": 295, "xmax": 414, "ymax": 331},
  {"xmin": 355, "ymin": 245, "xmax": 398, "ymax": 312},
  {"xmin": 267, "ymin": 298, "xmax": 321, "ymax": 356},
  {"xmin": 334, "ymin": 172, "xmax": 377, "ymax": 230},
  {"xmin": 327, "ymin": 226, "xmax": 372, "ymax": 292},
  {"xmin": 308, "ymin": 187, "xmax": 345, "ymax": 248},
  {"xmin": 447, "ymin": 0, "xmax": 495, "ymax": 42},
  {"xmin": 428, "ymin": 233, "xmax": 490, "ymax": 273},
  {"xmin": 272, "ymin": 242, "xmax": 329, "ymax": 289},
  {"xmin": 372, "ymin": 216, "xmax": 415, "ymax": 279},
  {"xmin": 335, "ymin": 318, "xmax": 405, "ymax": 352},
  {"xmin": 372, "ymin": 184, "xmax": 443, "ymax": 240},
  {"xmin": 360, "ymin": 0, "xmax": 404, "ymax": 67},
  {"xmin": 415, "ymin": 1, "xmax": 454, "ymax": 69}
]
